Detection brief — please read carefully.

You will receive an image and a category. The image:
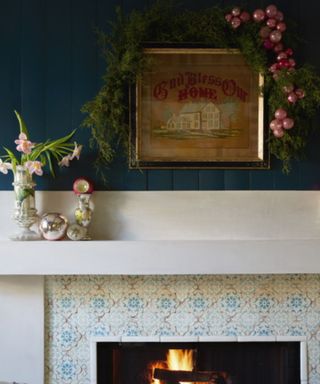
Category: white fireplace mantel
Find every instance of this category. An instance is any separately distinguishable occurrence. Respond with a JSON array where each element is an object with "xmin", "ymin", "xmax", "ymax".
[{"xmin": 0, "ymin": 190, "xmax": 320, "ymax": 275}]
